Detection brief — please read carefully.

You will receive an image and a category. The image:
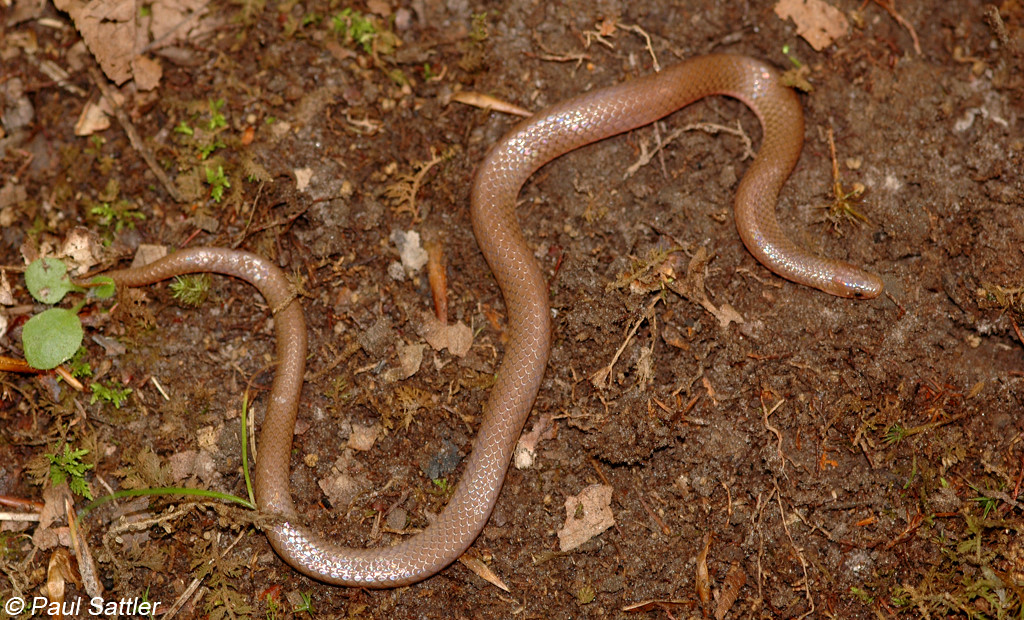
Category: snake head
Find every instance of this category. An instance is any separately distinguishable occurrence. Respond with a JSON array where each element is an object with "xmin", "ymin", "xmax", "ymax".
[{"xmin": 830, "ymin": 268, "xmax": 884, "ymax": 300}]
